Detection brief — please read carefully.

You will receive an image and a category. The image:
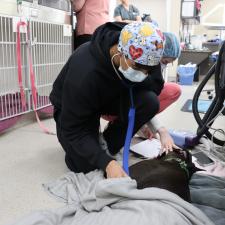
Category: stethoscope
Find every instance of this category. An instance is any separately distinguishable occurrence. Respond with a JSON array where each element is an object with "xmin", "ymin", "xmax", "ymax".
[
  {"xmin": 123, "ymin": 88, "xmax": 135, "ymax": 175},
  {"xmin": 111, "ymin": 53, "xmax": 136, "ymax": 175}
]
